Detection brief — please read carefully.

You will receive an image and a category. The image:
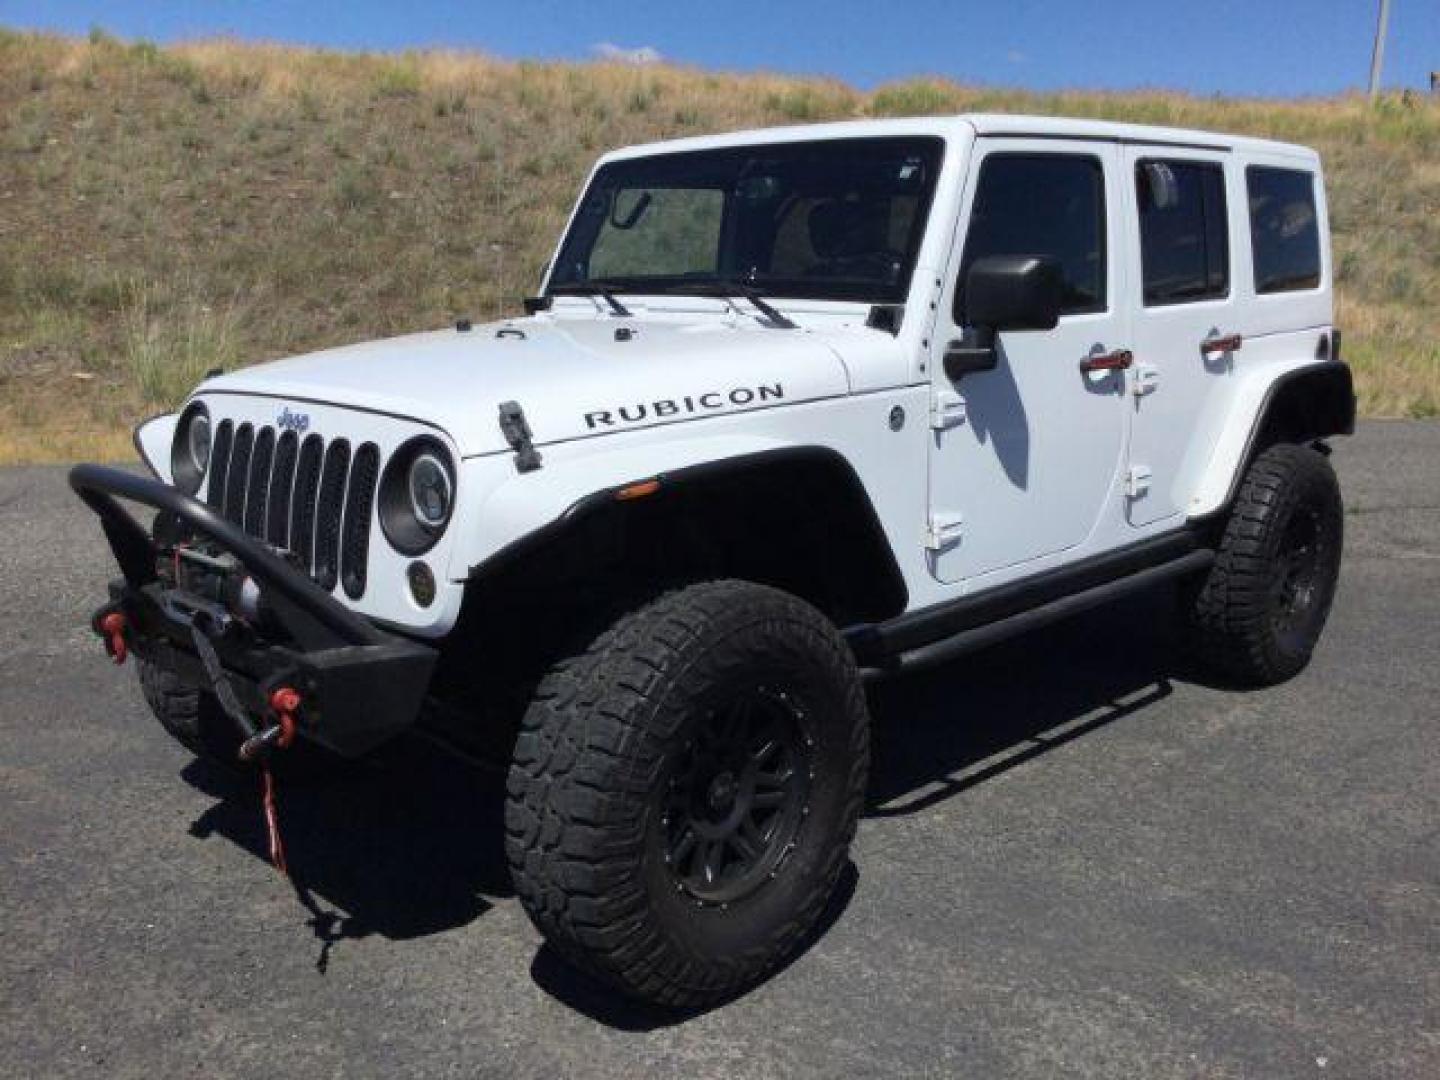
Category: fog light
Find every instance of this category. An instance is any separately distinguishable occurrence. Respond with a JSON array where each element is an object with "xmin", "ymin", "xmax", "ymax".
[{"xmin": 407, "ymin": 561, "xmax": 436, "ymax": 607}]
